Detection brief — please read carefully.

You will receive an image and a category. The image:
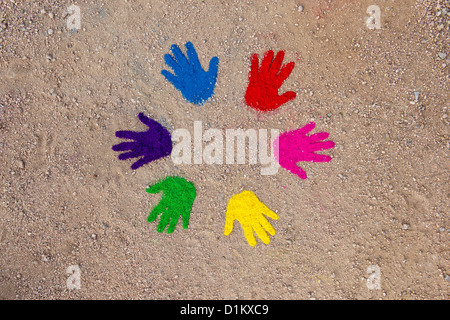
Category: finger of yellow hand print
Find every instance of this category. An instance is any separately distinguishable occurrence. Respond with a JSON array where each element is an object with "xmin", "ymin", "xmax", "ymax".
[{"xmin": 224, "ymin": 190, "xmax": 279, "ymax": 246}]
